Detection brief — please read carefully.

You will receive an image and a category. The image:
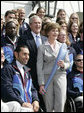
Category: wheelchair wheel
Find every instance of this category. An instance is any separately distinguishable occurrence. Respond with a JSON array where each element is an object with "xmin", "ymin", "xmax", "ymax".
[{"xmin": 64, "ymin": 97, "xmax": 76, "ymax": 112}]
